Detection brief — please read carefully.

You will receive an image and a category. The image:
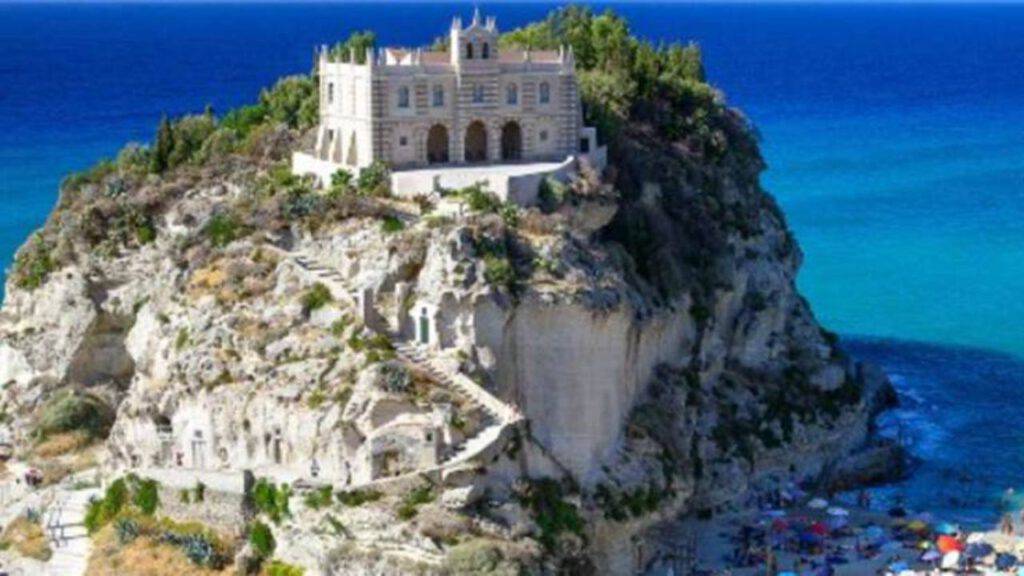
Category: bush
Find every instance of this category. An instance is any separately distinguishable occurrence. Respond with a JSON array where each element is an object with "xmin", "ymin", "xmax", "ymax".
[
  {"xmin": 396, "ymin": 485, "xmax": 435, "ymax": 520},
  {"xmin": 248, "ymin": 520, "xmax": 275, "ymax": 558},
  {"xmin": 35, "ymin": 389, "xmax": 114, "ymax": 442},
  {"xmin": 12, "ymin": 235, "xmax": 55, "ymax": 291},
  {"xmin": 335, "ymin": 489, "xmax": 382, "ymax": 507},
  {"xmin": 204, "ymin": 212, "xmax": 246, "ymax": 248},
  {"xmin": 301, "ymin": 283, "xmax": 333, "ymax": 315},
  {"xmin": 483, "ymin": 255, "xmax": 516, "ymax": 292},
  {"xmin": 356, "ymin": 161, "xmax": 390, "ymax": 197},
  {"xmin": 252, "ymin": 479, "xmax": 291, "ymax": 524},
  {"xmin": 259, "ymin": 76, "xmax": 318, "ymax": 131},
  {"xmin": 131, "ymin": 477, "xmax": 160, "ymax": 516},
  {"xmin": 303, "ymin": 486, "xmax": 333, "ymax": 510},
  {"xmin": 380, "ymin": 215, "xmax": 405, "ymax": 234},
  {"xmin": 114, "ymin": 517, "xmax": 139, "ymax": 544},
  {"xmin": 515, "ymin": 479, "xmax": 584, "ymax": 551},
  {"xmin": 85, "ymin": 478, "xmax": 129, "ymax": 534}
]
